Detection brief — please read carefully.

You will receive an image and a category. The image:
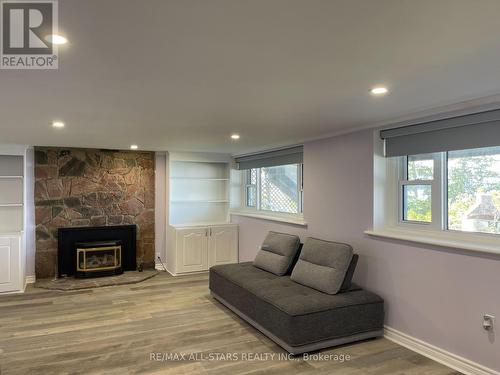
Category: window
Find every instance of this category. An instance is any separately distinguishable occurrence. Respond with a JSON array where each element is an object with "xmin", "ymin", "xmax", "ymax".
[
  {"xmin": 245, "ymin": 164, "xmax": 303, "ymax": 214},
  {"xmin": 398, "ymin": 146, "xmax": 500, "ymax": 235},
  {"xmin": 246, "ymin": 168, "xmax": 257, "ymax": 207},
  {"xmin": 401, "ymin": 154, "xmax": 436, "ymax": 223},
  {"xmin": 447, "ymin": 147, "xmax": 500, "ymax": 234}
]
